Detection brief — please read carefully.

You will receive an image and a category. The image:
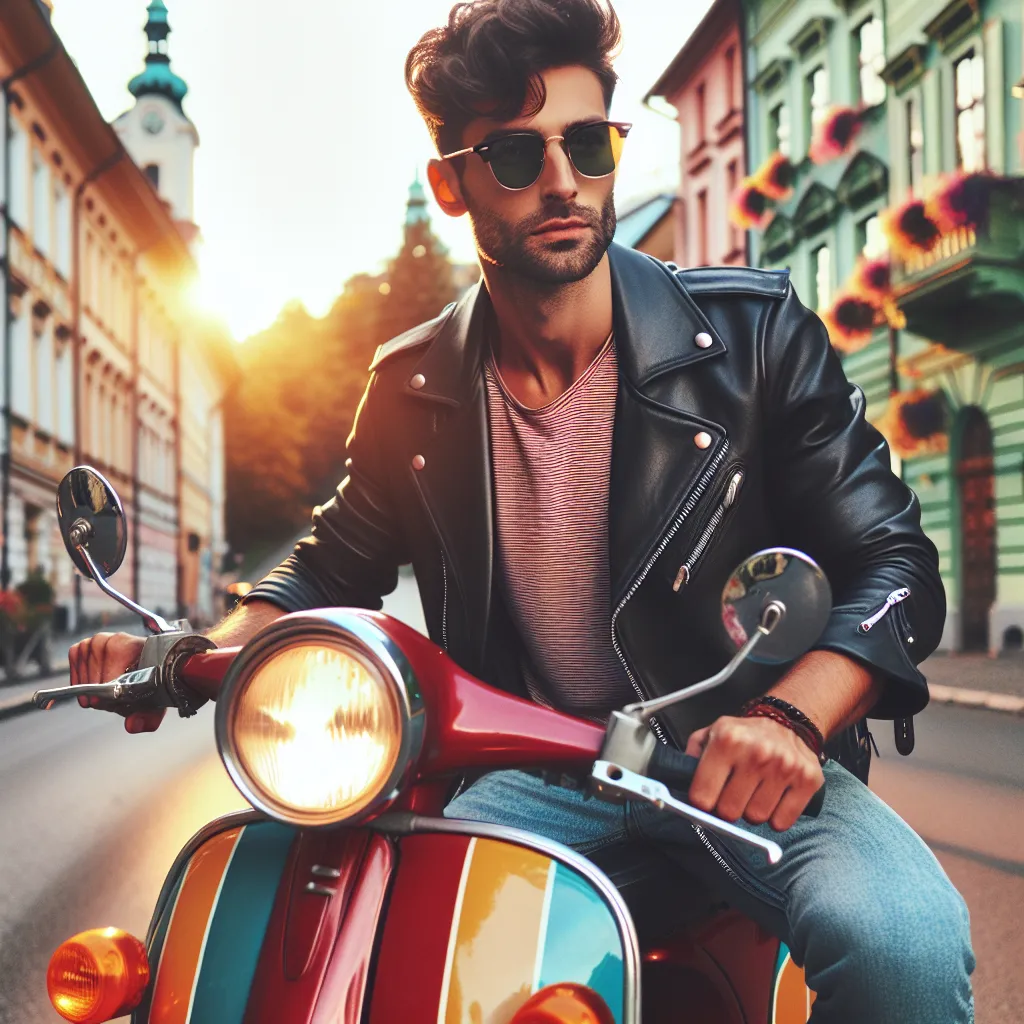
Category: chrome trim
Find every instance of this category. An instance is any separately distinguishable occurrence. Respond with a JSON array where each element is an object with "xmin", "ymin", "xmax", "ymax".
[
  {"xmin": 77, "ymin": 542, "xmax": 175, "ymax": 634},
  {"xmin": 305, "ymin": 882, "xmax": 338, "ymax": 897},
  {"xmin": 144, "ymin": 809, "xmax": 267, "ymax": 947},
  {"xmin": 312, "ymin": 865, "xmax": 342, "ymax": 879},
  {"xmin": 372, "ymin": 812, "xmax": 641, "ymax": 1024},
  {"xmin": 214, "ymin": 609, "xmax": 426, "ymax": 829},
  {"xmin": 858, "ymin": 587, "xmax": 911, "ymax": 633}
]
